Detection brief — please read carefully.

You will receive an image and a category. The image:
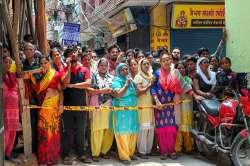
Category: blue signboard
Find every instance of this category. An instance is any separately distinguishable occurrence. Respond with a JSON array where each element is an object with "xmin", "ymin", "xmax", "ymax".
[{"xmin": 62, "ymin": 22, "xmax": 80, "ymax": 46}]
